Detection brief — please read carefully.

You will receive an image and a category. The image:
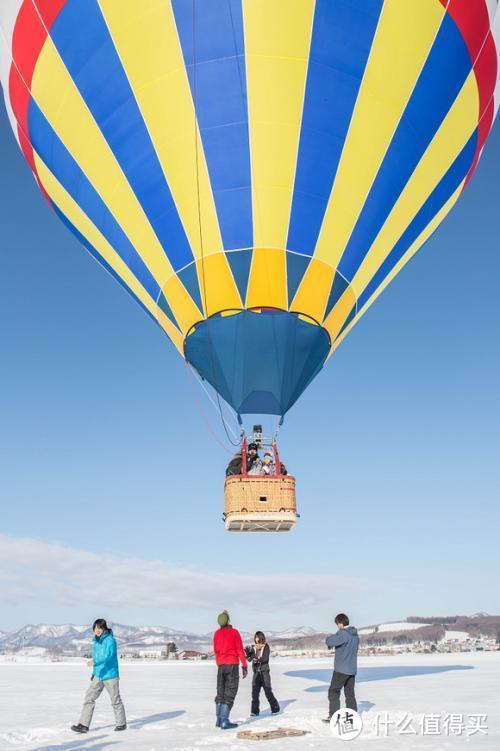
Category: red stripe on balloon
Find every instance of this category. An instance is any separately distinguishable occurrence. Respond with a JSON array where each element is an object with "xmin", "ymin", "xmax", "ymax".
[
  {"xmin": 8, "ymin": 0, "xmax": 68, "ymax": 203},
  {"xmin": 438, "ymin": 0, "xmax": 498, "ymax": 184},
  {"xmin": 464, "ymin": 34, "xmax": 497, "ymax": 184},
  {"xmin": 439, "ymin": 0, "xmax": 490, "ymax": 61},
  {"xmin": 465, "ymin": 98, "xmax": 494, "ymax": 186}
]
